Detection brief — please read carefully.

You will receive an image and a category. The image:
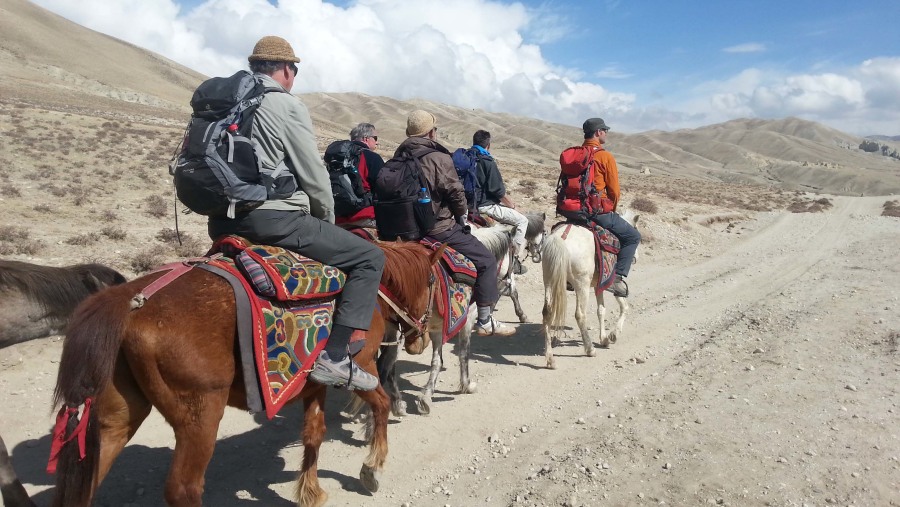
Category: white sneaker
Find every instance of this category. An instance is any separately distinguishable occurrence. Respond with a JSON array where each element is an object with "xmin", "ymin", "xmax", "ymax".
[{"xmin": 475, "ymin": 316, "xmax": 515, "ymax": 337}]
